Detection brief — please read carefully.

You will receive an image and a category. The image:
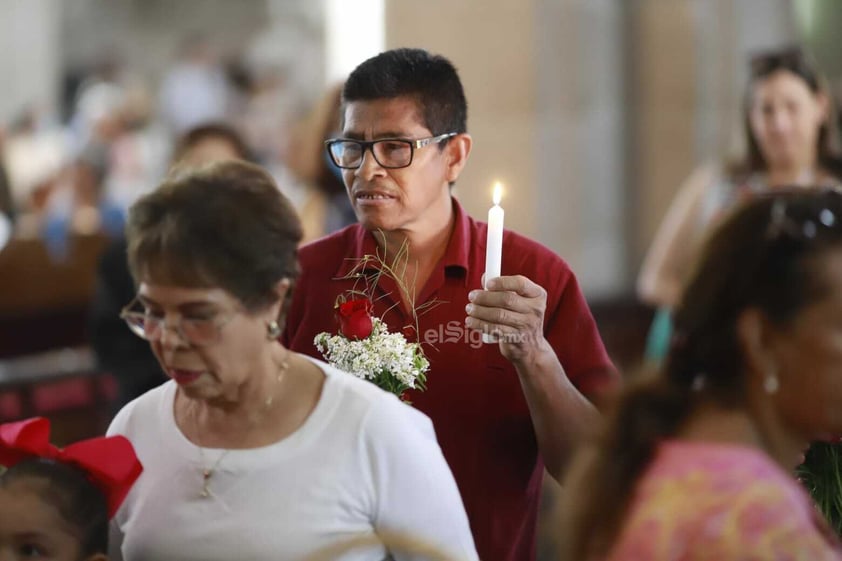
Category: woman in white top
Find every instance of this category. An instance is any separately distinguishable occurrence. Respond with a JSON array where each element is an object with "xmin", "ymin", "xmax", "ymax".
[
  {"xmin": 638, "ymin": 47, "xmax": 842, "ymax": 362},
  {"xmin": 106, "ymin": 160, "xmax": 478, "ymax": 561}
]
